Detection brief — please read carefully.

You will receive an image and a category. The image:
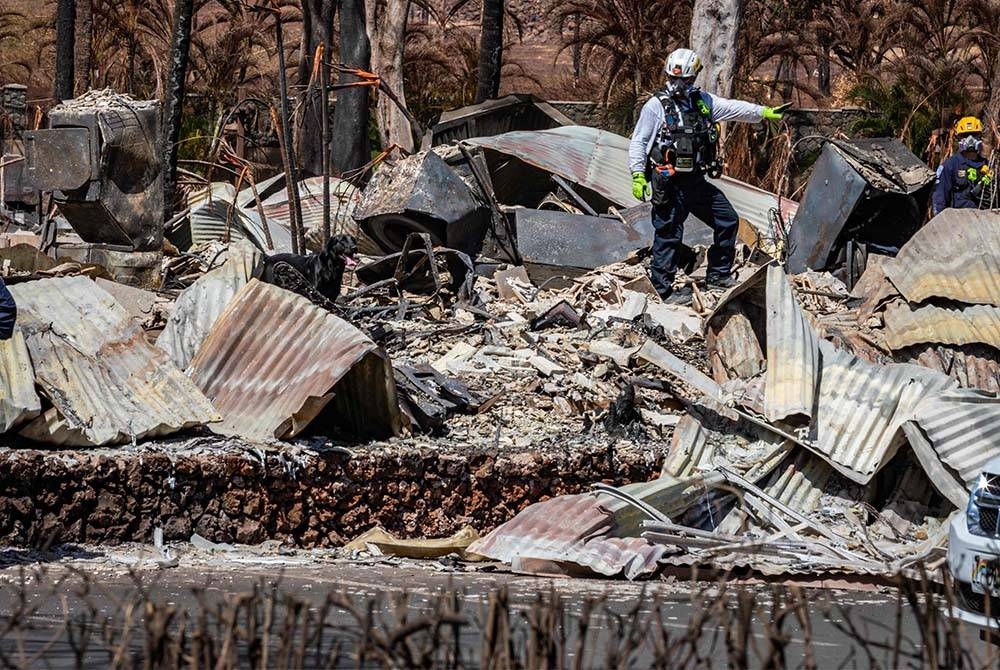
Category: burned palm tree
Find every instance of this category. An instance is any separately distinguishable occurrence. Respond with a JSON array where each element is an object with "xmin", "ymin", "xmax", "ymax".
[
  {"xmin": 162, "ymin": 0, "xmax": 195, "ymax": 217},
  {"xmin": 551, "ymin": 0, "xmax": 693, "ymax": 131},
  {"xmin": 54, "ymin": 0, "xmax": 75, "ymax": 103}
]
